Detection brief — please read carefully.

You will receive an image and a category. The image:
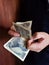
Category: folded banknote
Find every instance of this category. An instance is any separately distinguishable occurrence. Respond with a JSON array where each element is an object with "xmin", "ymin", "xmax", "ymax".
[
  {"xmin": 15, "ymin": 21, "xmax": 32, "ymax": 29},
  {"xmin": 13, "ymin": 21, "xmax": 32, "ymax": 39}
]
